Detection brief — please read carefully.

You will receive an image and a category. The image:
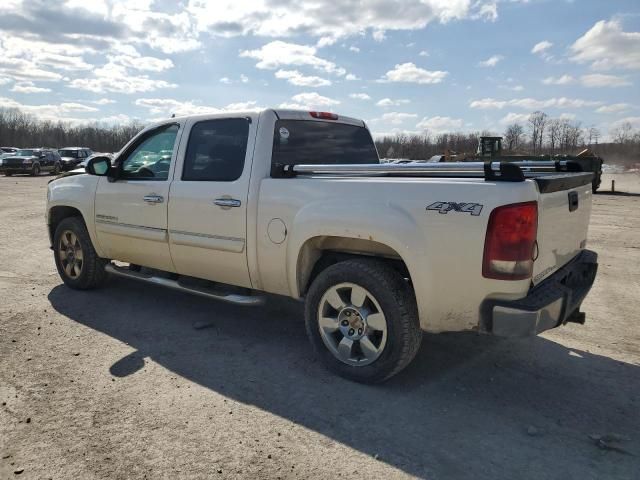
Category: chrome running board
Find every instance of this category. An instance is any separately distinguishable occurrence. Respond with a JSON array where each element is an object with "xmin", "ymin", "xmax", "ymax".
[{"xmin": 105, "ymin": 263, "xmax": 265, "ymax": 306}]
